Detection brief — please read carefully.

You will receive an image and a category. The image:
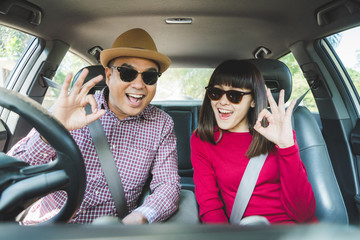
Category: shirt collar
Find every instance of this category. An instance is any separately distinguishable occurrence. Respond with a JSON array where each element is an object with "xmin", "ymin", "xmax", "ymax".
[{"xmin": 96, "ymin": 87, "xmax": 156, "ymax": 121}]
